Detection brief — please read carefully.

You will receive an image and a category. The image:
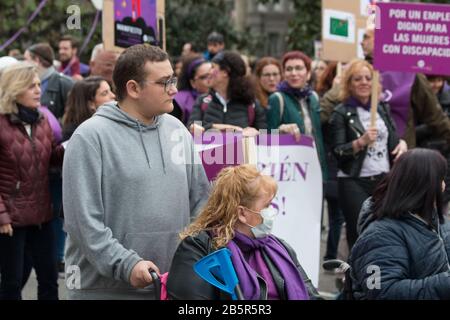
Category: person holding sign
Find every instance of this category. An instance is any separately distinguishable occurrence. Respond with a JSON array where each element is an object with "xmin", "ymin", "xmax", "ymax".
[
  {"xmin": 349, "ymin": 149, "xmax": 450, "ymax": 300},
  {"xmin": 266, "ymin": 51, "xmax": 328, "ymax": 180},
  {"xmin": 167, "ymin": 164, "xmax": 320, "ymax": 300},
  {"xmin": 188, "ymin": 51, "xmax": 267, "ymax": 136},
  {"xmin": 329, "ymin": 59, "xmax": 407, "ymax": 250},
  {"xmin": 322, "ymin": 27, "xmax": 450, "ymax": 150}
]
